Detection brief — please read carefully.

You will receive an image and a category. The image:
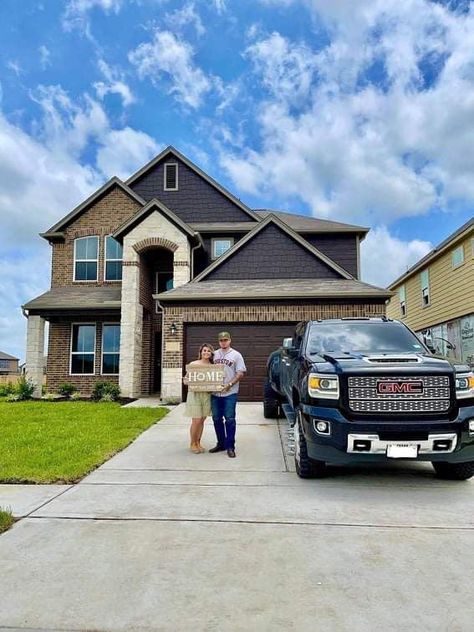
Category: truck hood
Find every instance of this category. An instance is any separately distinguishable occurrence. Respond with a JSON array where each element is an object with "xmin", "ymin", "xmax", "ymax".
[{"xmin": 308, "ymin": 351, "xmax": 461, "ymax": 374}]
